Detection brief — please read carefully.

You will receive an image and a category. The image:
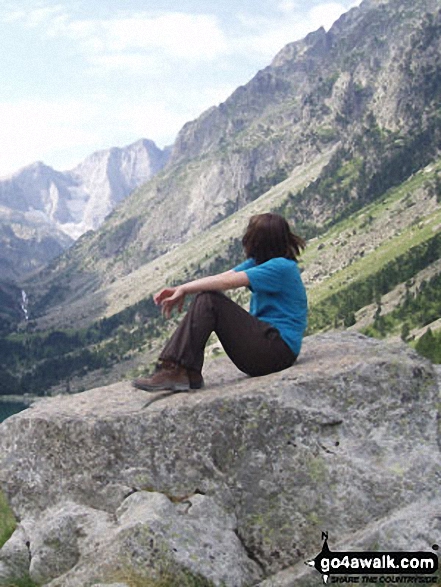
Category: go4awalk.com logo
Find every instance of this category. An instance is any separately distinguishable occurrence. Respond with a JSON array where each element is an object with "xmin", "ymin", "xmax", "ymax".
[{"xmin": 305, "ymin": 533, "xmax": 439, "ymax": 584}]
